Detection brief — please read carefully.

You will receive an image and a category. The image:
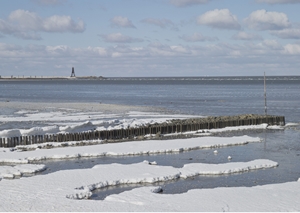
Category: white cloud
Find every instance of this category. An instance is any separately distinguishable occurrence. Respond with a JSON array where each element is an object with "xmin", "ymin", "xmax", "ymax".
[
  {"xmin": 111, "ymin": 16, "xmax": 136, "ymax": 28},
  {"xmin": 100, "ymin": 33, "xmax": 143, "ymax": 43},
  {"xmin": 256, "ymin": 0, "xmax": 300, "ymax": 4},
  {"xmin": 197, "ymin": 9, "xmax": 241, "ymax": 30},
  {"xmin": 169, "ymin": 0, "xmax": 210, "ymax": 7},
  {"xmin": 8, "ymin": 10, "xmax": 42, "ymax": 31},
  {"xmin": 180, "ymin": 33, "xmax": 218, "ymax": 42},
  {"xmin": 244, "ymin": 10, "xmax": 290, "ymax": 31},
  {"xmin": 261, "ymin": 39, "xmax": 283, "ymax": 50},
  {"xmin": 87, "ymin": 46, "xmax": 108, "ymax": 56},
  {"xmin": 0, "ymin": 19, "xmax": 14, "ymax": 34},
  {"xmin": 43, "ymin": 15, "xmax": 85, "ymax": 32},
  {"xmin": 283, "ymin": 44, "xmax": 300, "ymax": 54},
  {"xmin": 13, "ymin": 32, "xmax": 42, "ymax": 40},
  {"xmin": 232, "ymin": 31, "xmax": 263, "ymax": 40},
  {"xmin": 141, "ymin": 18, "xmax": 174, "ymax": 29},
  {"xmin": 271, "ymin": 28, "xmax": 300, "ymax": 39},
  {"xmin": 46, "ymin": 45, "xmax": 70, "ymax": 55},
  {"xmin": 0, "ymin": 9, "xmax": 85, "ymax": 40}
]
